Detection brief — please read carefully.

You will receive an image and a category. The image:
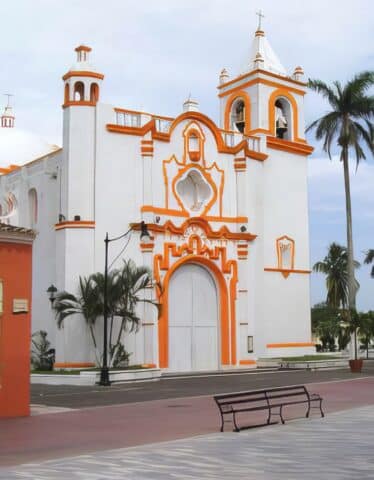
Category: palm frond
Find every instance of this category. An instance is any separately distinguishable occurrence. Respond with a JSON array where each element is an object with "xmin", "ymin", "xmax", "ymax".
[
  {"xmin": 308, "ymin": 79, "xmax": 339, "ymax": 109},
  {"xmin": 344, "ymin": 71, "xmax": 374, "ymax": 100},
  {"xmin": 364, "ymin": 249, "xmax": 374, "ymax": 264}
]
